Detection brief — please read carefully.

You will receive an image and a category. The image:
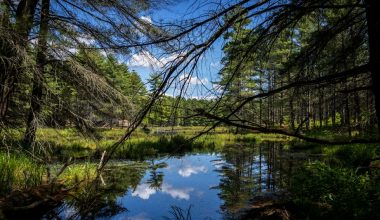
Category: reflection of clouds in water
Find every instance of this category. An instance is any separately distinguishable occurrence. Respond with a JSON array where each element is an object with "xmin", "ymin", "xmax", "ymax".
[
  {"xmin": 132, "ymin": 183, "xmax": 156, "ymax": 199},
  {"xmin": 132, "ymin": 183, "xmax": 194, "ymax": 200},
  {"xmin": 211, "ymin": 159, "xmax": 226, "ymax": 170},
  {"xmin": 178, "ymin": 165, "xmax": 207, "ymax": 177},
  {"xmin": 195, "ymin": 190, "xmax": 205, "ymax": 197},
  {"xmin": 162, "ymin": 184, "xmax": 194, "ymax": 200}
]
